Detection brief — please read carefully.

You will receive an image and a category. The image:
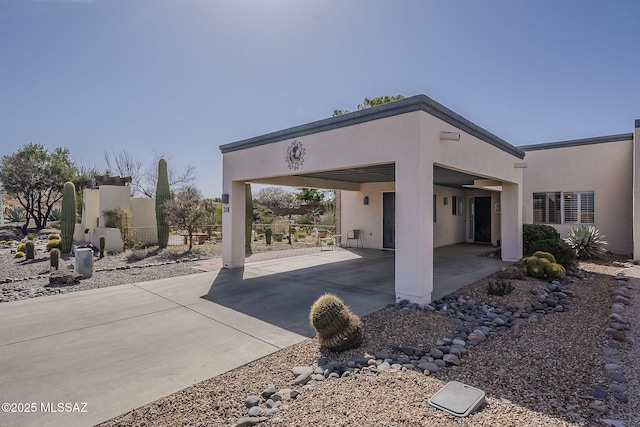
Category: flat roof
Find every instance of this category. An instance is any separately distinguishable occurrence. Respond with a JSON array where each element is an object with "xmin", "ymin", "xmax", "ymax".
[
  {"xmin": 520, "ymin": 133, "xmax": 634, "ymax": 151},
  {"xmin": 220, "ymin": 94, "xmax": 526, "ymax": 159}
]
